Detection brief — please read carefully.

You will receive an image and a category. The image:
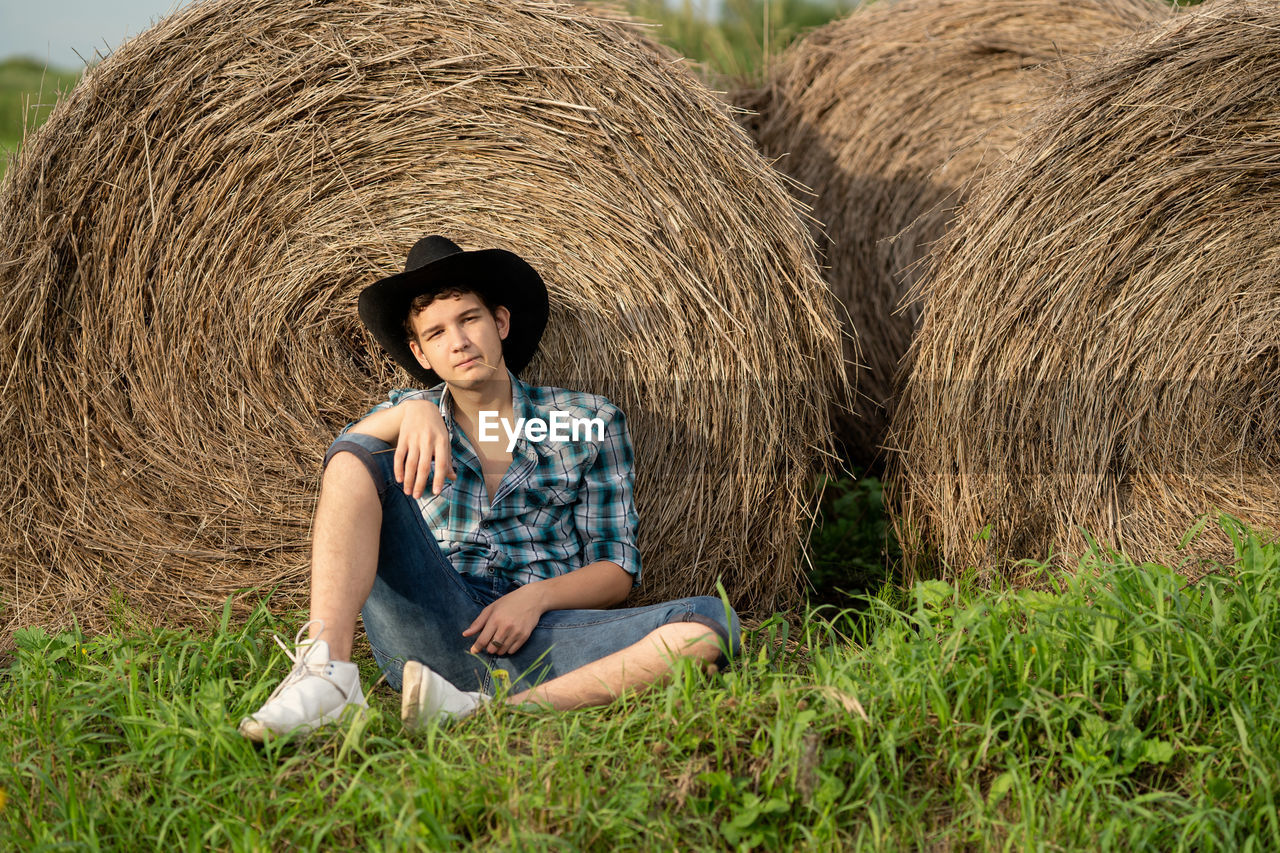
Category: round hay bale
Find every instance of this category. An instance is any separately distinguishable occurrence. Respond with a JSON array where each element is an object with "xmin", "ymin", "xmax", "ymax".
[
  {"xmin": 0, "ymin": 0, "xmax": 848, "ymax": 639},
  {"xmin": 888, "ymin": 0, "xmax": 1280, "ymax": 579},
  {"xmin": 733, "ymin": 0, "xmax": 1174, "ymax": 464}
]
